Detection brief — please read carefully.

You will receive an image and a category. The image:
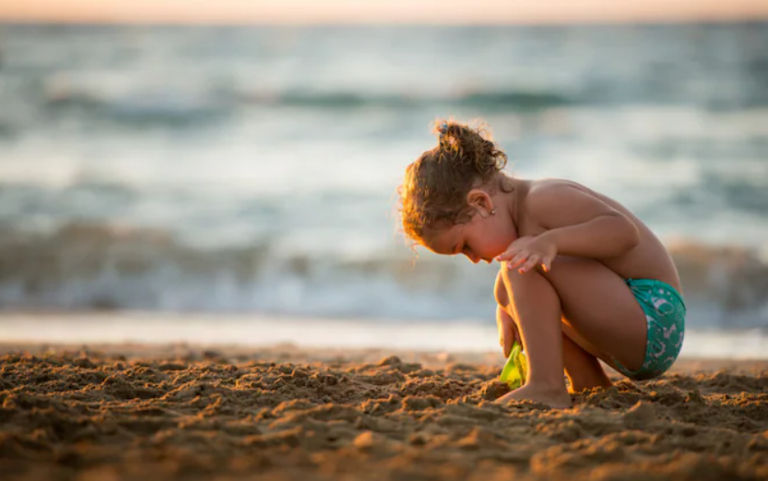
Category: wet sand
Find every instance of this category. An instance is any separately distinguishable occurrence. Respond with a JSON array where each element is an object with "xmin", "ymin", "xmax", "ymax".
[{"xmin": 1, "ymin": 343, "xmax": 767, "ymax": 481}]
